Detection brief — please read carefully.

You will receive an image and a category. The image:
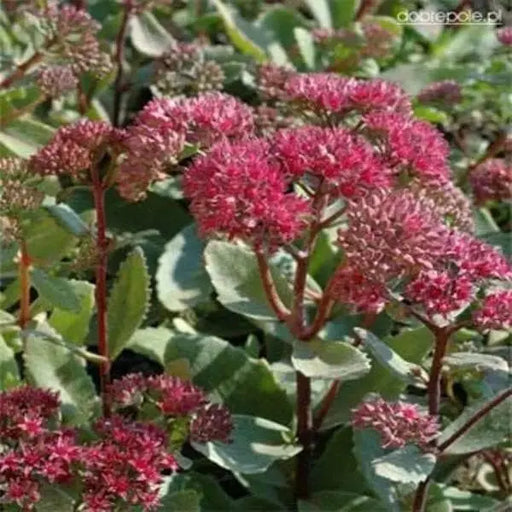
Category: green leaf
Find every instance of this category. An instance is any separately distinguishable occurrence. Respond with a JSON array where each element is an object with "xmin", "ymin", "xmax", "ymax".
[
  {"xmin": 304, "ymin": 0, "xmax": 332, "ymax": 28},
  {"xmin": 292, "ymin": 339, "xmax": 370, "ymax": 380},
  {"xmin": 355, "ymin": 328, "xmax": 428, "ymax": 387},
  {"xmin": 479, "ymin": 232, "xmax": 512, "ymax": 256},
  {"xmin": 321, "ymin": 327, "xmax": 433, "ymax": 429},
  {"xmin": 474, "ymin": 207, "xmax": 499, "ymax": 235},
  {"xmin": 24, "ymin": 210, "xmax": 77, "ymax": 264},
  {"xmin": 353, "ymin": 430, "xmax": 399, "ymax": 511},
  {"xmin": 24, "ymin": 323, "xmax": 99, "ymax": 425},
  {"xmin": 413, "ymin": 105, "xmax": 450, "ymax": 125},
  {"xmin": 36, "ymin": 483, "xmax": 76, "ymax": 512},
  {"xmin": 44, "ymin": 204, "xmax": 89, "ymax": 237},
  {"xmin": 438, "ymin": 485, "xmax": 499, "ymax": 511},
  {"xmin": 49, "ymin": 280, "xmax": 95, "ymax": 344},
  {"xmin": 294, "ymin": 27, "xmax": 316, "ymax": 69},
  {"xmin": 107, "ymin": 247, "xmax": 150, "ymax": 359},
  {"xmin": 160, "ymin": 490, "xmax": 201, "ymax": 512},
  {"xmin": 438, "ymin": 392, "xmax": 512, "ymax": 455},
  {"xmin": 156, "ymin": 224, "xmax": 212, "ymax": 312},
  {"xmin": 372, "ymin": 445, "xmax": 436, "ymax": 484},
  {"xmin": 129, "ymin": 12, "xmax": 174, "ymax": 57},
  {"xmin": 213, "ymin": 0, "xmax": 267, "ymax": 62},
  {"xmin": 192, "ymin": 414, "xmax": 301, "ymax": 474},
  {"xmin": 443, "ymin": 352, "xmax": 509, "ymax": 373},
  {"xmin": 31, "ymin": 269, "xmax": 82, "ymax": 312},
  {"xmin": 330, "ymin": 0, "xmax": 356, "ymax": 28},
  {"xmin": 299, "ymin": 491, "xmax": 387, "ymax": 512},
  {"xmin": 0, "ymin": 85, "xmax": 40, "ymax": 119},
  {"xmin": 0, "ymin": 334, "xmax": 19, "ymax": 389},
  {"xmin": 310, "ymin": 427, "xmax": 370, "ymax": 494},
  {"xmin": 204, "ymin": 240, "xmax": 293, "ymax": 321},
  {"xmin": 259, "ymin": 6, "xmax": 308, "ymax": 51},
  {"xmin": 128, "ymin": 328, "xmax": 293, "ymax": 424}
]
